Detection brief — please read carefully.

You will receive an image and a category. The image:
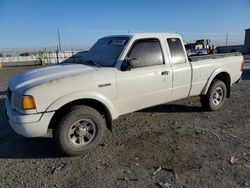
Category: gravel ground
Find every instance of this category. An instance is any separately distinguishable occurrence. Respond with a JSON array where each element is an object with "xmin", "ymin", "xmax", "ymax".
[{"xmin": 0, "ymin": 60, "xmax": 250, "ymax": 188}]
